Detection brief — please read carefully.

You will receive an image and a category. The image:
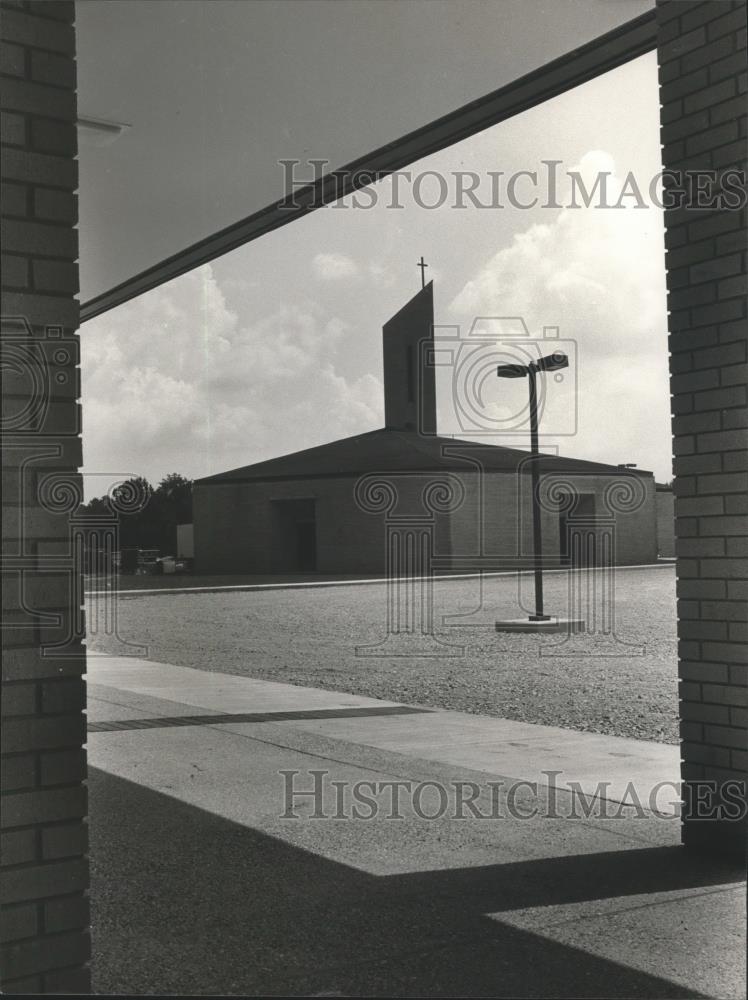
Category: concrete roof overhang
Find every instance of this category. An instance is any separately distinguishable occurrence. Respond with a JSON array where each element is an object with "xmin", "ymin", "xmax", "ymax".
[{"xmin": 77, "ymin": 0, "xmax": 655, "ymax": 321}]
